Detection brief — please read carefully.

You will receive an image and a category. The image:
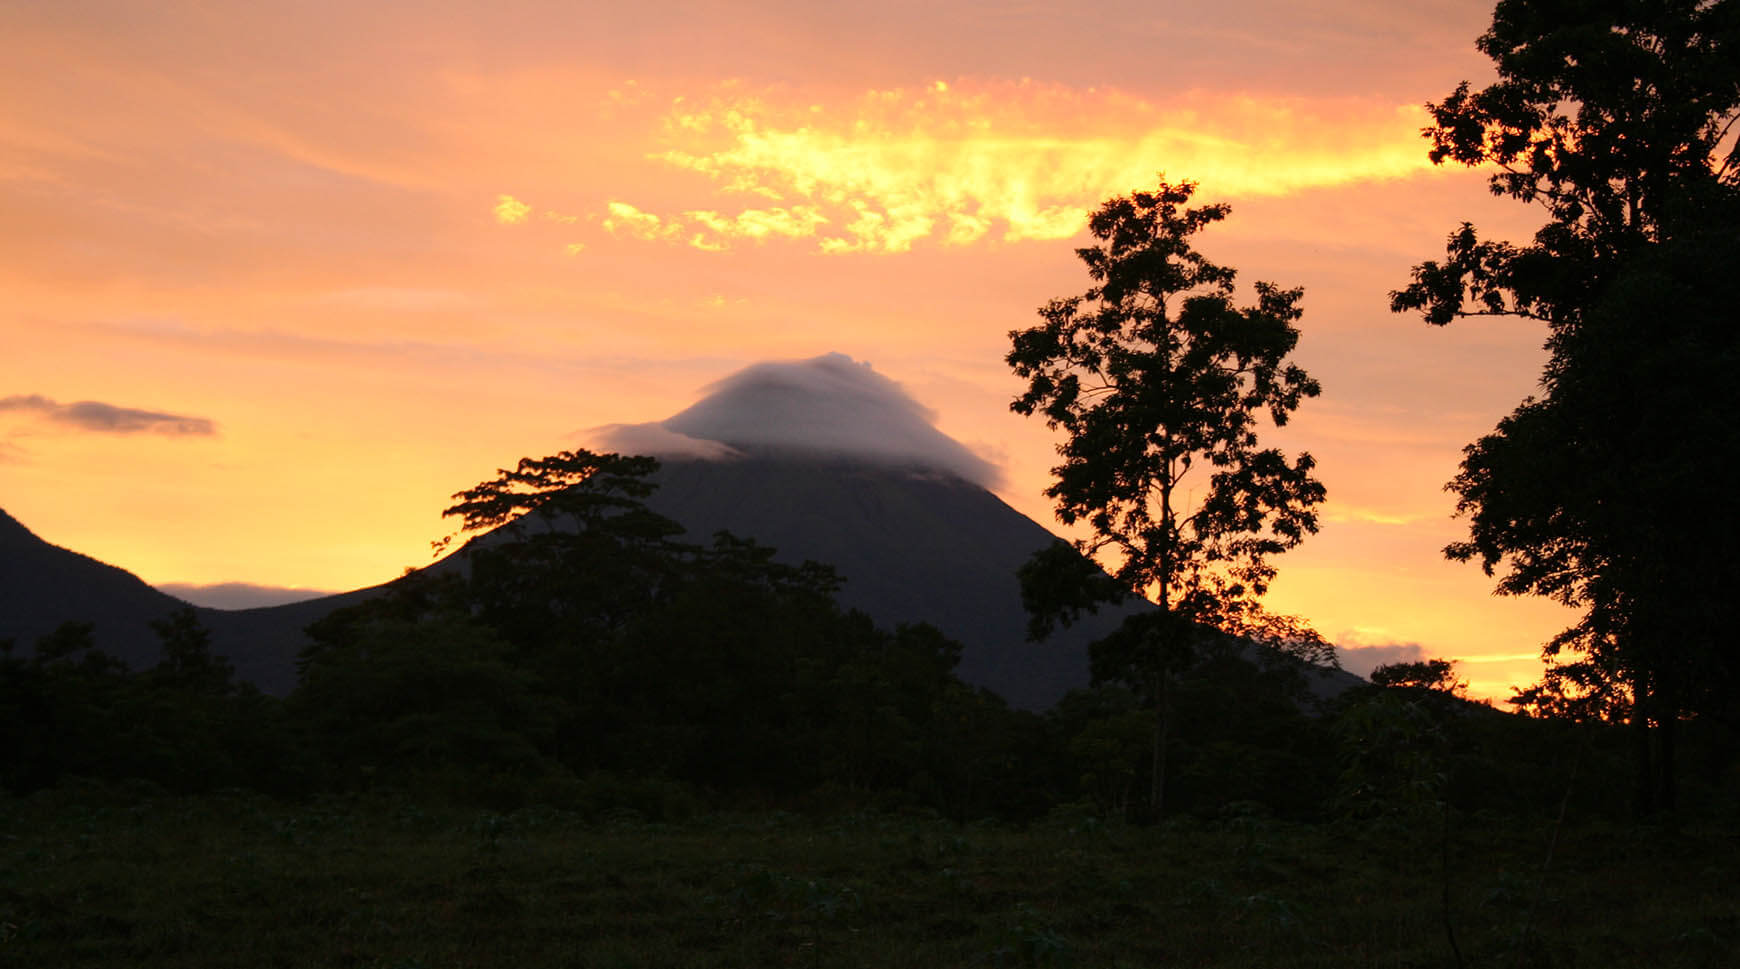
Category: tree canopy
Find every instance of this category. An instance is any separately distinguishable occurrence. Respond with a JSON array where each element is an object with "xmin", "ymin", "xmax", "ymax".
[
  {"xmin": 1390, "ymin": 0, "xmax": 1740, "ymax": 814},
  {"xmin": 1009, "ymin": 181, "xmax": 1325, "ymax": 632},
  {"xmin": 295, "ymin": 449, "xmax": 1043, "ymax": 811},
  {"xmin": 1008, "ymin": 179, "xmax": 1328, "ymax": 813}
]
